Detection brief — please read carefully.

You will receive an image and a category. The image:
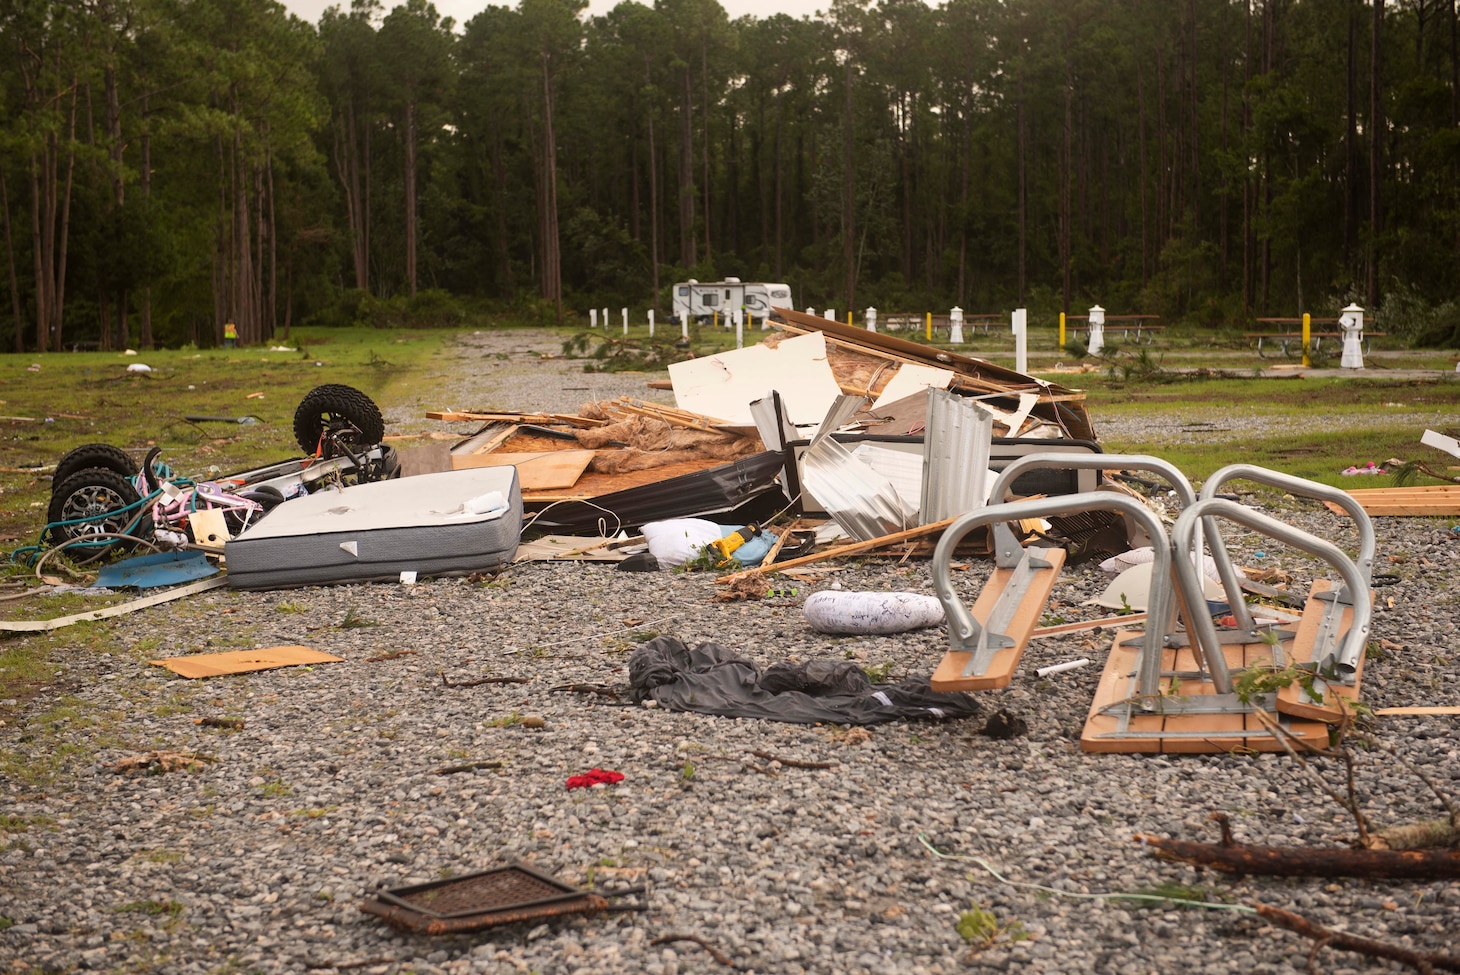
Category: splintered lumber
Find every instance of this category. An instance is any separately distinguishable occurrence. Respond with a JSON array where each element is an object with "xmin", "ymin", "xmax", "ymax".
[
  {"xmin": 607, "ymin": 398, "xmax": 735, "ymax": 430},
  {"xmin": 426, "ymin": 410, "xmax": 605, "ymax": 428},
  {"xmin": 1135, "ymin": 833, "xmax": 1460, "ymax": 880},
  {"xmin": 450, "ymin": 423, "xmax": 519, "ymax": 456},
  {"xmin": 715, "ymin": 517, "xmax": 958, "ymax": 585}
]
